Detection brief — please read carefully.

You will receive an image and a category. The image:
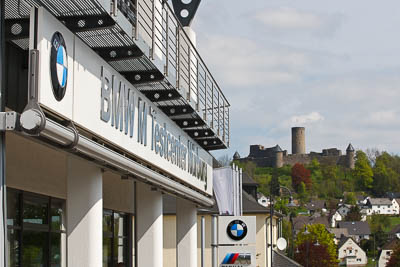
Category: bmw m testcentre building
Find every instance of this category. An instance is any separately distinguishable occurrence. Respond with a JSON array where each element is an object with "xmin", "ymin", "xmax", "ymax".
[{"xmin": 0, "ymin": 0, "xmax": 230, "ymax": 266}]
